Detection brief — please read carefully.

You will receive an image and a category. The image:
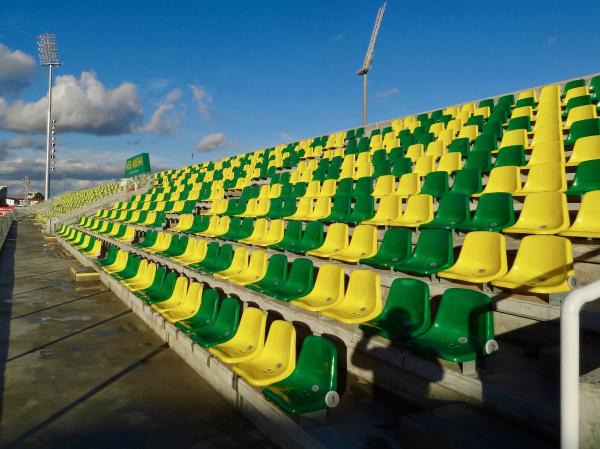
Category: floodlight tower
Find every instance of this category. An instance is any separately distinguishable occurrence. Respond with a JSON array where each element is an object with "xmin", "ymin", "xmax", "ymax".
[
  {"xmin": 357, "ymin": 1, "xmax": 387, "ymax": 127},
  {"xmin": 37, "ymin": 33, "xmax": 62, "ymax": 201}
]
